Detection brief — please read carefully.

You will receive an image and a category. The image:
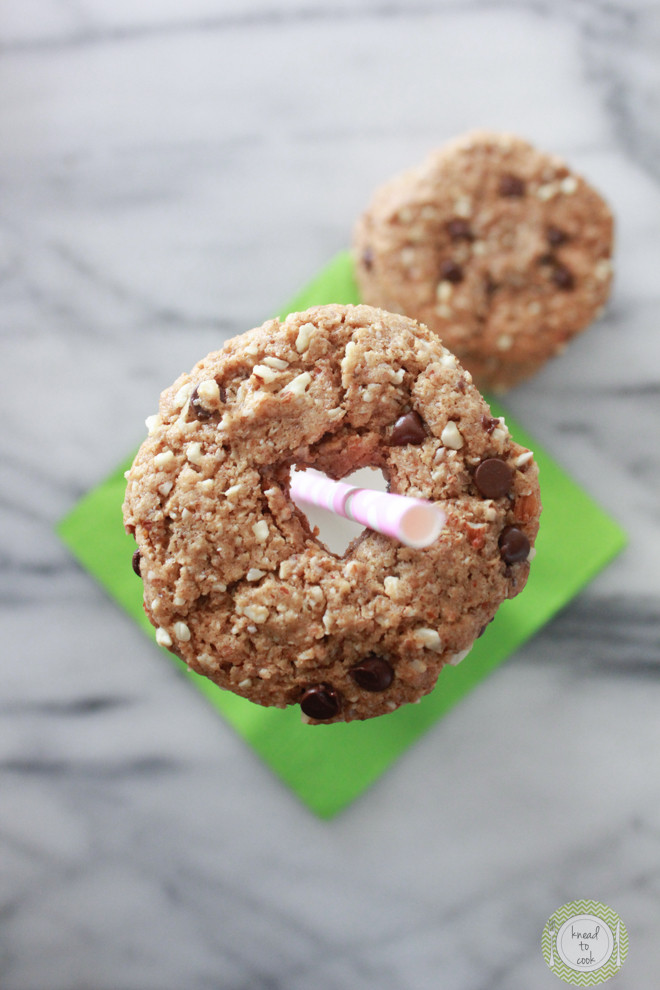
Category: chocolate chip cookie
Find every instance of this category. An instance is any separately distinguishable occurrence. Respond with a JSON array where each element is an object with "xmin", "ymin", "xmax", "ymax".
[
  {"xmin": 353, "ymin": 131, "xmax": 614, "ymax": 392},
  {"xmin": 123, "ymin": 304, "xmax": 541, "ymax": 722}
]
